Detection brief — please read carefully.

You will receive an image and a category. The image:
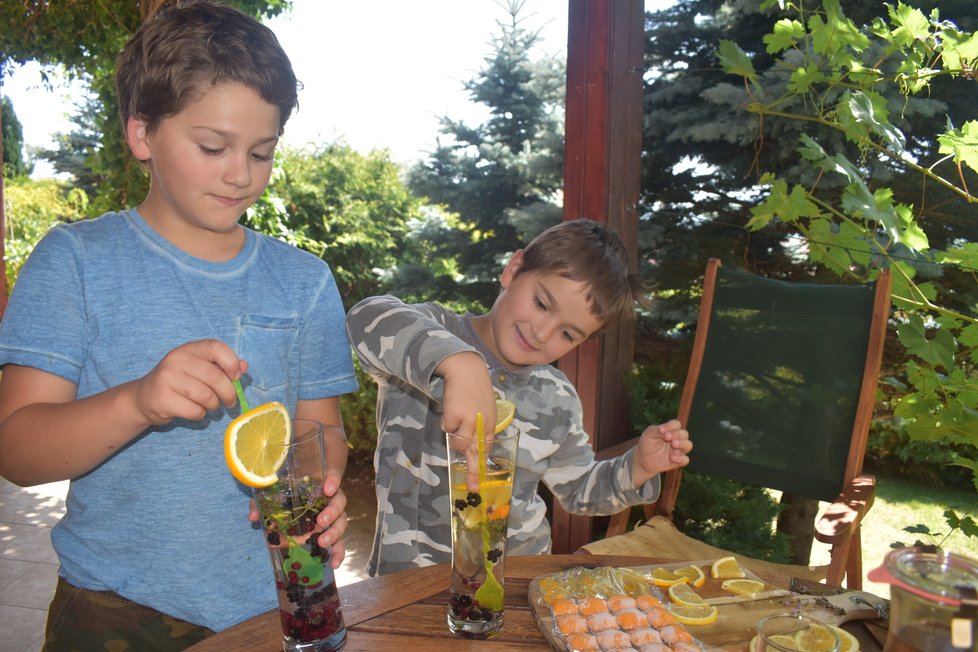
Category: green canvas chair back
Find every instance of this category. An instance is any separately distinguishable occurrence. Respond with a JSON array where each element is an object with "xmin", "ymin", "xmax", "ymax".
[
  {"xmin": 586, "ymin": 258, "xmax": 891, "ymax": 589},
  {"xmin": 682, "ymin": 263, "xmax": 883, "ymax": 502}
]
